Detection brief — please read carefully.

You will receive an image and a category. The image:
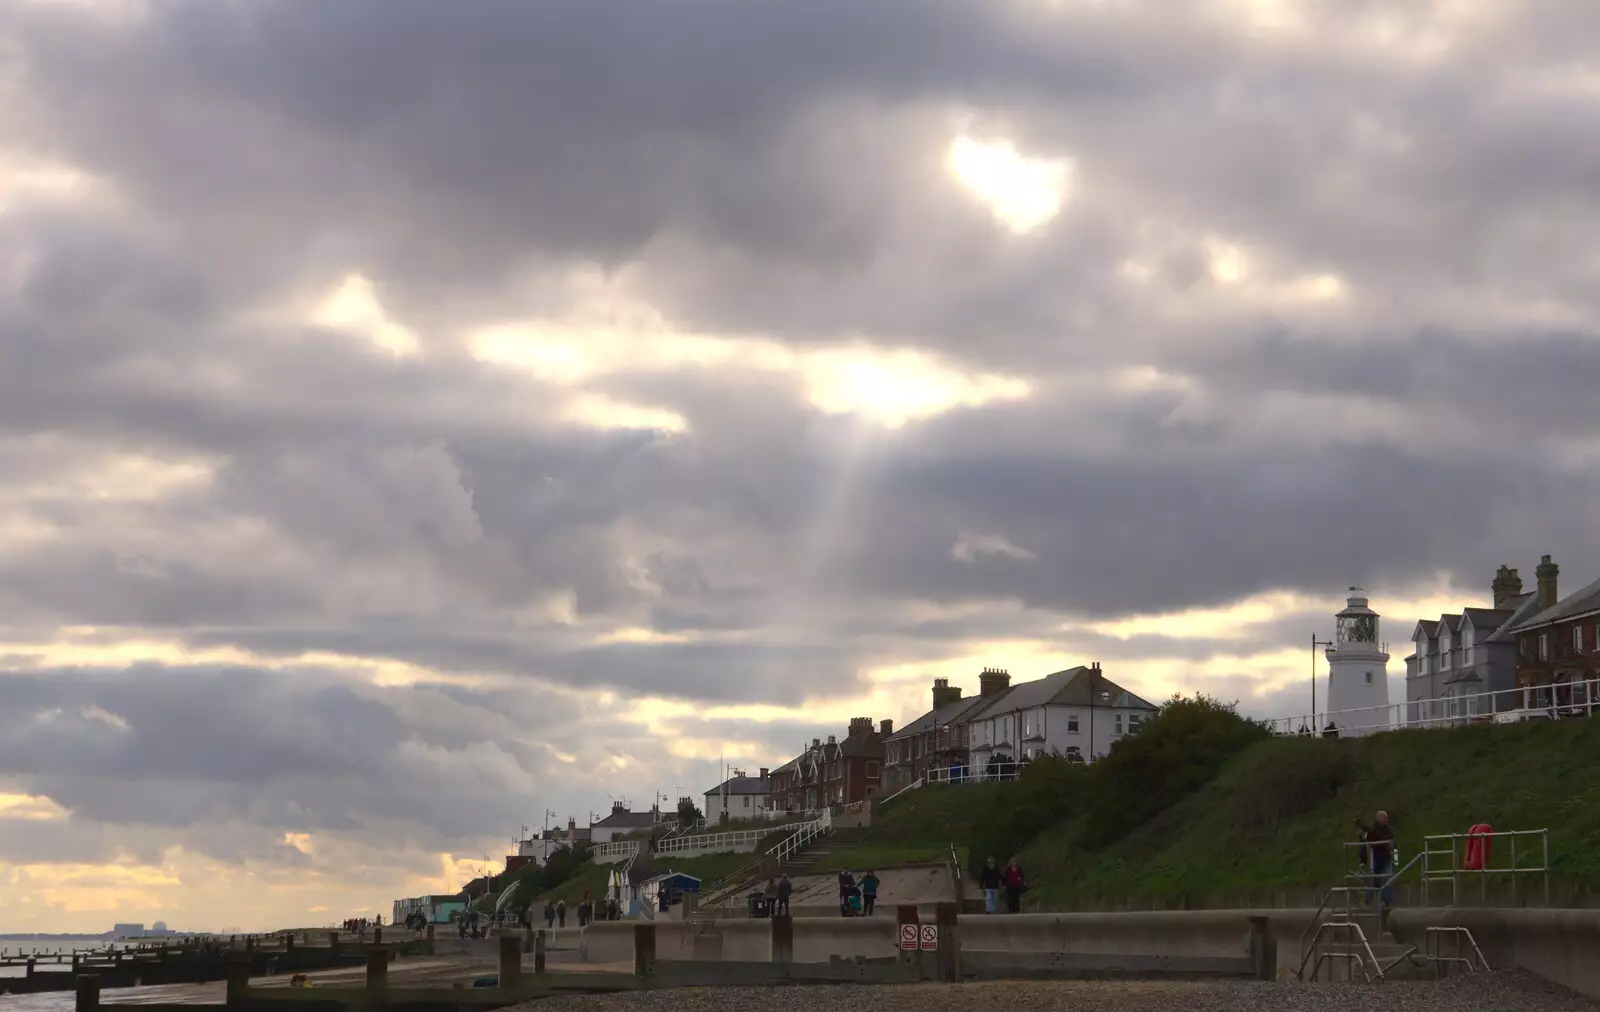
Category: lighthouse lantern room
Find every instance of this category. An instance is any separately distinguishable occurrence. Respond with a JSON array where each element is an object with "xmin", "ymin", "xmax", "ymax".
[{"xmin": 1324, "ymin": 588, "xmax": 1391, "ymax": 736}]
